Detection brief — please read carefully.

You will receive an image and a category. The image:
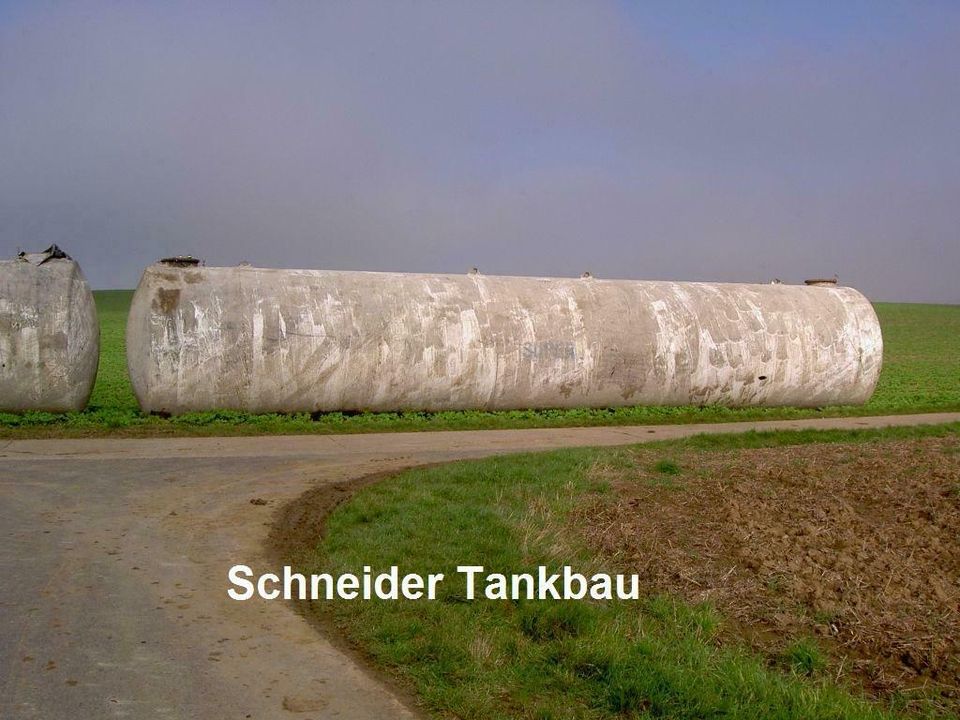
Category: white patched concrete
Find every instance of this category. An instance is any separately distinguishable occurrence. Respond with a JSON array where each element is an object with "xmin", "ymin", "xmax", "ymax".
[
  {"xmin": 127, "ymin": 264, "xmax": 882, "ymax": 414},
  {"xmin": 0, "ymin": 256, "xmax": 99, "ymax": 412}
]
